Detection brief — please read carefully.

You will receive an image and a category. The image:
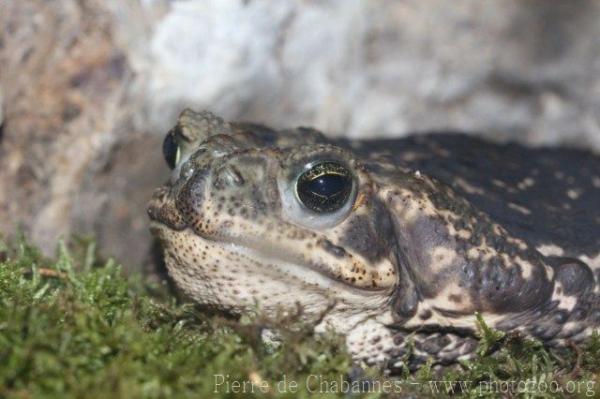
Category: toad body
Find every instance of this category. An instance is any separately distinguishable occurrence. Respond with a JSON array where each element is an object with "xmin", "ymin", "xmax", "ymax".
[{"xmin": 149, "ymin": 110, "xmax": 600, "ymax": 369}]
